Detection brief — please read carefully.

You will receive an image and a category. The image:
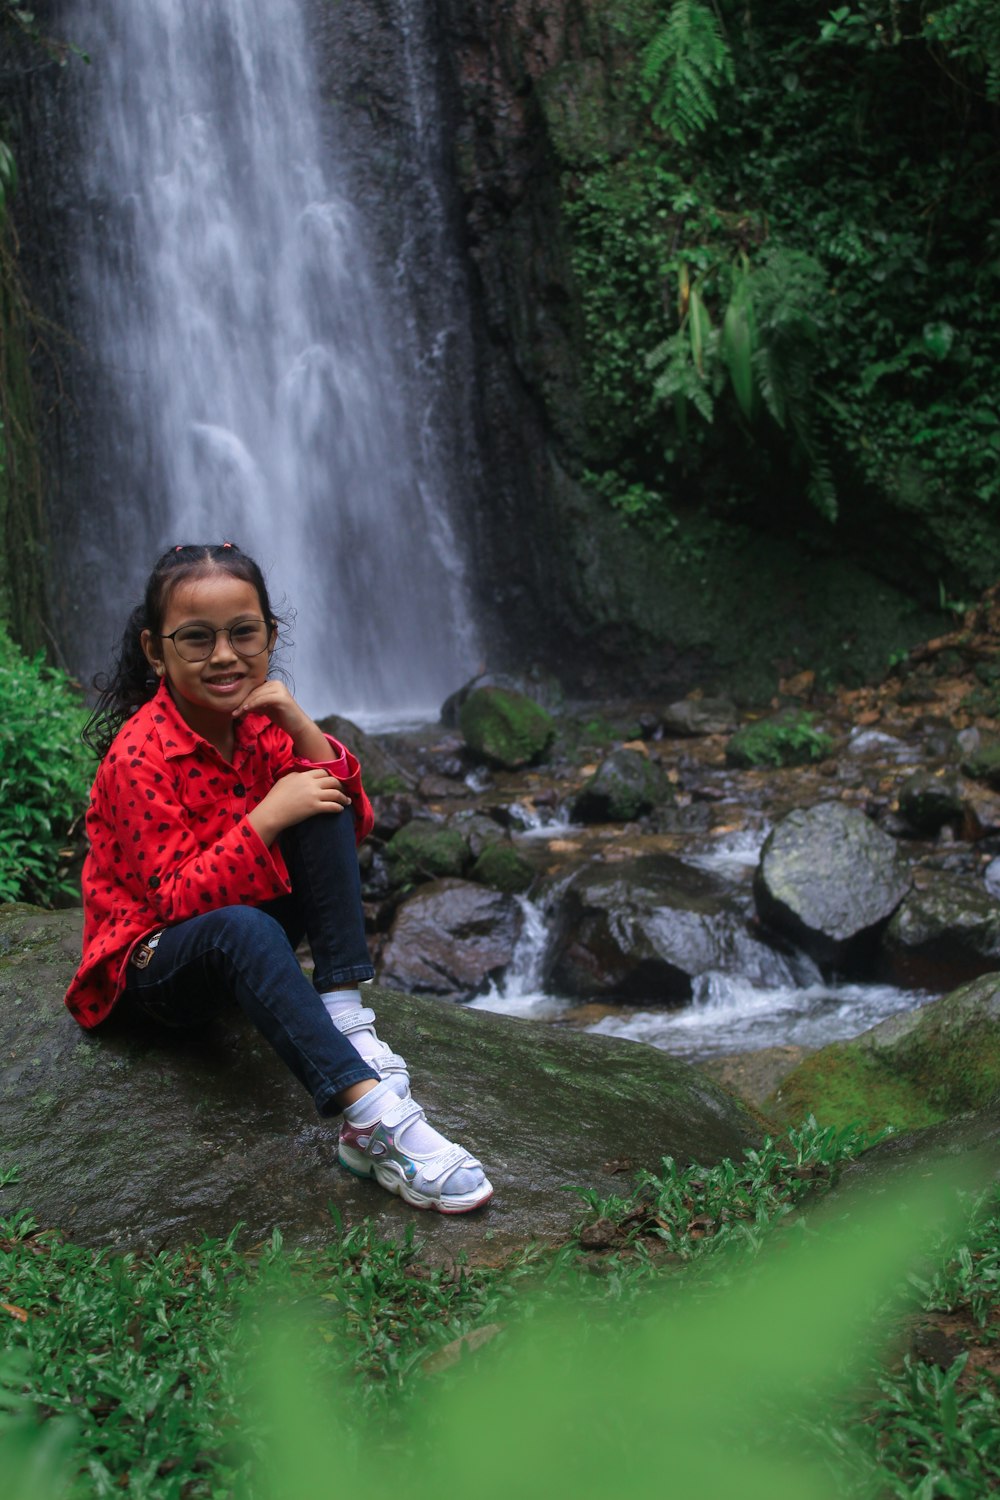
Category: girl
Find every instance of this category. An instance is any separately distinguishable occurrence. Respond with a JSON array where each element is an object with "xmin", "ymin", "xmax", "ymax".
[{"xmin": 66, "ymin": 542, "xmax": 492, "ymax": 1215}]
